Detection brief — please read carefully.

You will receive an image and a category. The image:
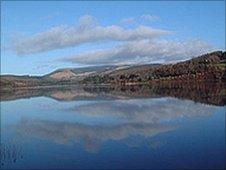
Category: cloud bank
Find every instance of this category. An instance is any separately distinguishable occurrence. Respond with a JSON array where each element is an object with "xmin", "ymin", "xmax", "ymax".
[
  {"xmin": 9, "ymin": 15, "xmax": 170, "ymax": 55},
  {"xmin": 8, "ymin": 14, "xmax": 217, "ymax": 65},
  {"xmin": 61, "ymin": 39, "xmax": 214, "ymax": 65}
]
